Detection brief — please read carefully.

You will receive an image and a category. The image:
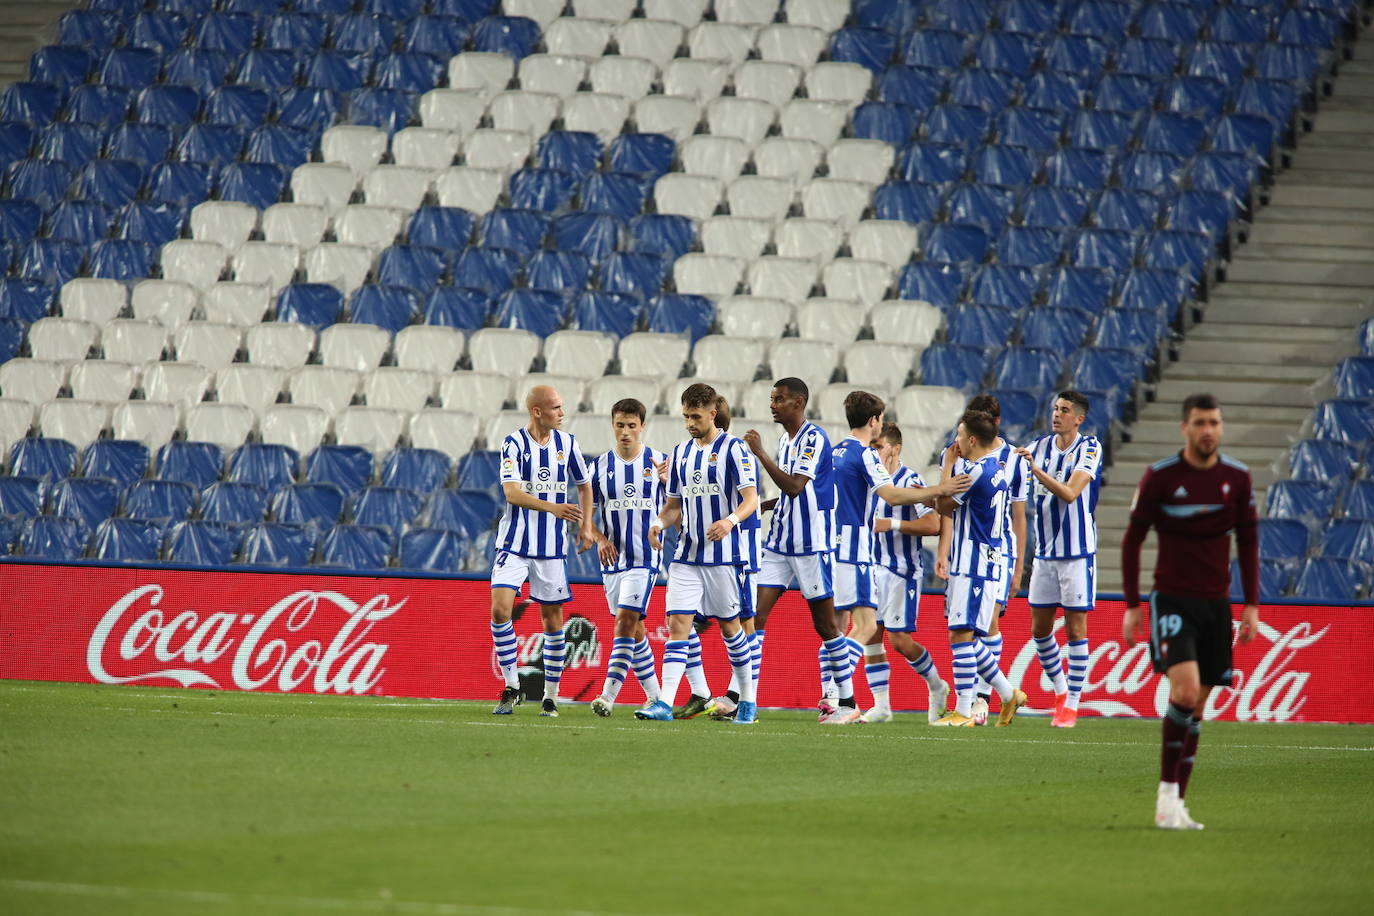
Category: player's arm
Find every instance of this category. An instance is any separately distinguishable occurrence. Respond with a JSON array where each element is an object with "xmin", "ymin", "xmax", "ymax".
[
  {"xmin": 648, "ymin": 496, "xmax": 682, "ymax": 550},
  {"xmin": 707, "ymin": 485, "xmax": 758, "ymax": 541},
  {"xmin": 876, "ymin": 512, "xmax": 942, "ymax": 537},
  {"xmin": 1014, "ymin": 445, "xmax": 1095, "ymax": 503},
  {"xmin": 877, "ymin": 476, "xmax": 969, "ymax": 507},
  {"xmin": 502, "ymin": 481, "xmax": 583, "ymax": 521},
  {"xmin": 1121, "ymin": 468, "xmax": 1157, "ymax": 646},
  {"xmin": 575, "ymin": 480, "xmax": 597, "ymax": 550},
  {"xmin": 742, "ymin": 429, "xmax": 810, "ymax": 496},
  {"xmin": 1010, "ymin": 499, "xmax": 1027, "ymax": 595},
  {"xmin": 1234, "ymin": 471, "xmax": 1261, "ymax": 644}
]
